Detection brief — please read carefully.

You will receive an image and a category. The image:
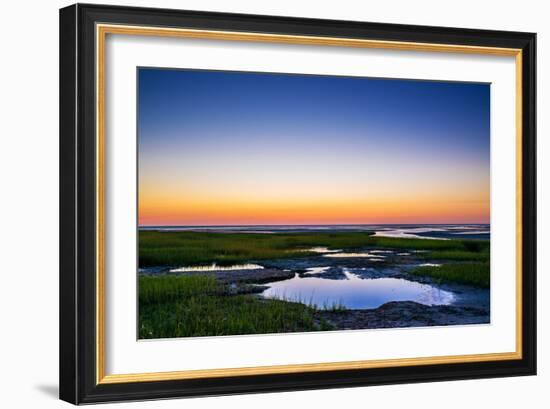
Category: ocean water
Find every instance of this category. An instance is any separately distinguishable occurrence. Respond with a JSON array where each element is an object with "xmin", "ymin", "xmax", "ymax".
[{"xmin": 140, "ymin": 224, "xmax": 490, "ymax": 240}]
